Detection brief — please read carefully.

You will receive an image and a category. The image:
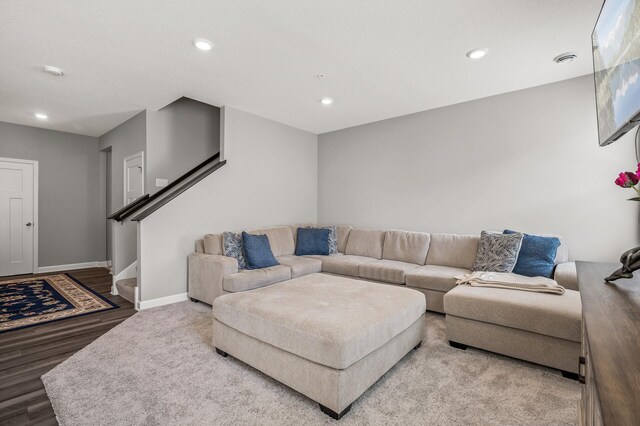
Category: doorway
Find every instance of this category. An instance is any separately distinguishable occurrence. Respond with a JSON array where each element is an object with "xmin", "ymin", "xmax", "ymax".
[
  {"xmin": 0, "ymin": 157, "xmax": 38, "ymax": 276},
  {"xmin": 124, "ymin": 152, "xmax": 144, "ymax": 205}
]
